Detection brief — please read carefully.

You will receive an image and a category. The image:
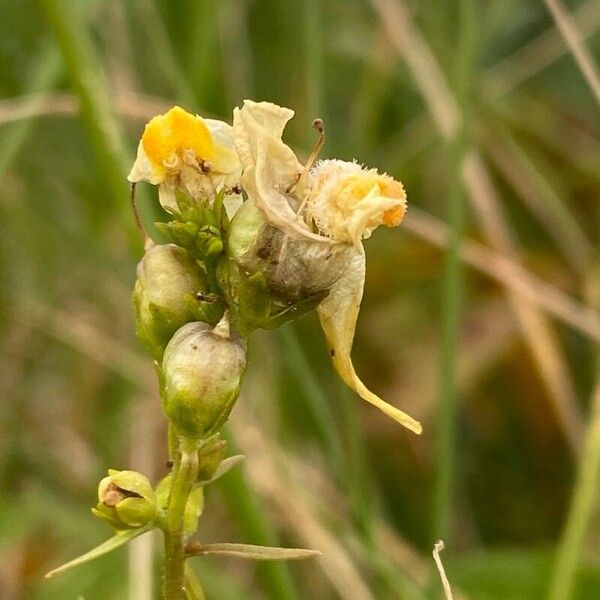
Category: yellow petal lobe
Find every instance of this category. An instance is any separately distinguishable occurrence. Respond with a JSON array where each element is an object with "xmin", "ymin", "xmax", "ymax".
[{"xmin": 142, "ymin": 106, "xmax": 215, "ymax": 169}]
